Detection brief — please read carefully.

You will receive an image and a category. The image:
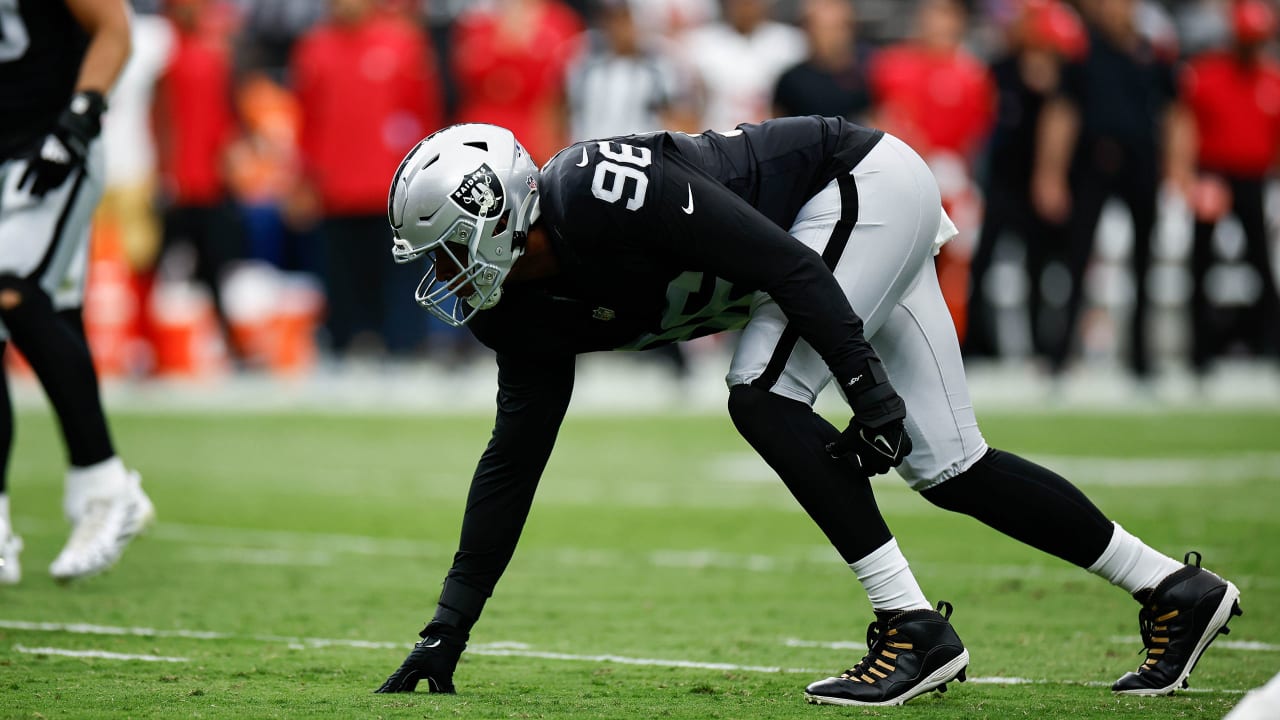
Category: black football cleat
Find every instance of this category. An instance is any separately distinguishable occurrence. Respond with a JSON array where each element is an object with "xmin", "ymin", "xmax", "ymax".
[
  {"xmin": 1112, "ymin": 551, "xmax": 1242, "ymax": 696},
  {"xmin": 804, "ymin": 601, "xmax": 969, "ymax": 706},
  {"xmin": 374, "ymin": 634, "xmax": 465, "ymax": 693}
]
